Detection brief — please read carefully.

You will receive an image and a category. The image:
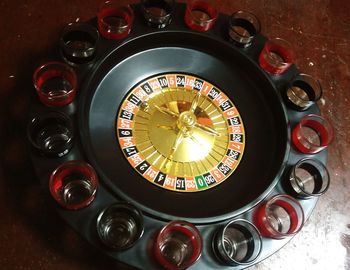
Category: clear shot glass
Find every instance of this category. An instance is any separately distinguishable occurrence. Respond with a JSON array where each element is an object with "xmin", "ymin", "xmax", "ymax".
[
  {"xmin": 60, "ymin": 22, "xmax": 99, "ymax": 65},
  {"xmin": 228, "ymin": 11, "xmax": 261, "ymax": 48},
  {"xmin": 97, "ymin": 1, "xmax": 134, "ymax": 40},
  {"xmin": 212, "ymin": 219, "xmax": 262, "ymax": 266},
  {"xmin": 141, "ymin": 0, "xmax": 174, "ymax": 28},
  {"xmin": 292, "ymin": 114, "xmax": 334, "ymax": 154},
  {"xmin": 259, "ymin": 37, "xmax": 294, "ymax": 75},
  {"xmin": 253, "ymin": 195, "xmax": 304, "ymax": 239},
  {"xmin": 49, "ymin": 160, "xmax": 98, "ymax": 210},
  {"xmin": 33, "ymin": 61, "xmax": 77, "ymax": 107},
  {"xmin": 289, "ymin": 158, "xmax": 330, "ymax": 198},
  {"xmin": 97, "ymin": 202, "xmax": 144, "ymax": 251},
  {"xmin": 153, "ymin": 220, "xmax": 202, "ymax": 270},
  {"xmin": 285, "ymin": 73, "xmax": 323, "ymax": 111},
  {"xmin": 27, "ymin": 112, "xmax": 74, "ymax": 158},
  {"xmin": 184, "ymin": 0, "xmax": 218, "ymax": 32}
]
